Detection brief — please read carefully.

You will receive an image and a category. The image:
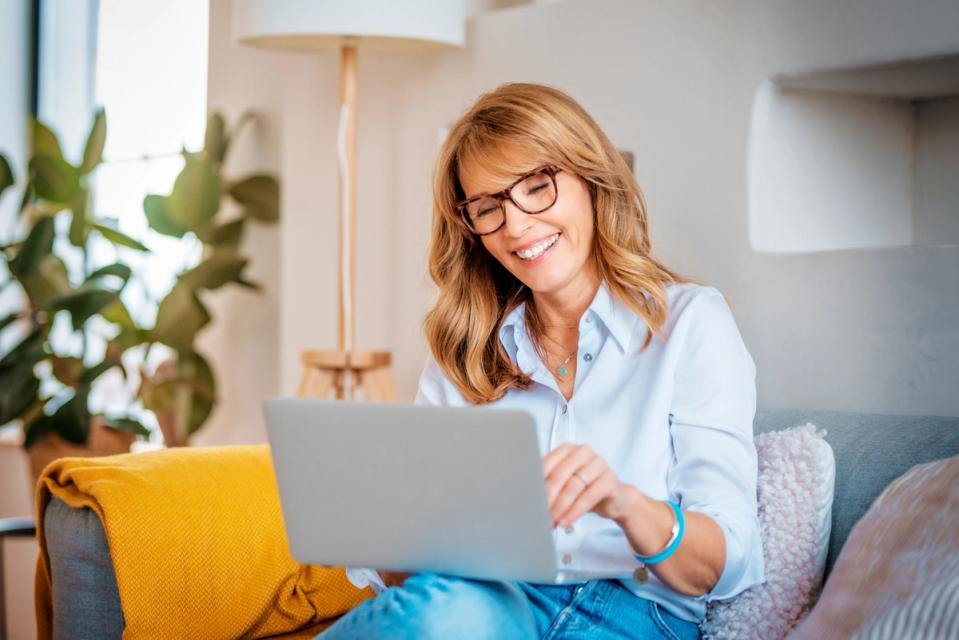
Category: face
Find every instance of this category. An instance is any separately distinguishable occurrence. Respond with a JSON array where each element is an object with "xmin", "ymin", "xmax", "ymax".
[{"xmin": 458, "ymin": 162, "xmax": 599, "ymax": 301}]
